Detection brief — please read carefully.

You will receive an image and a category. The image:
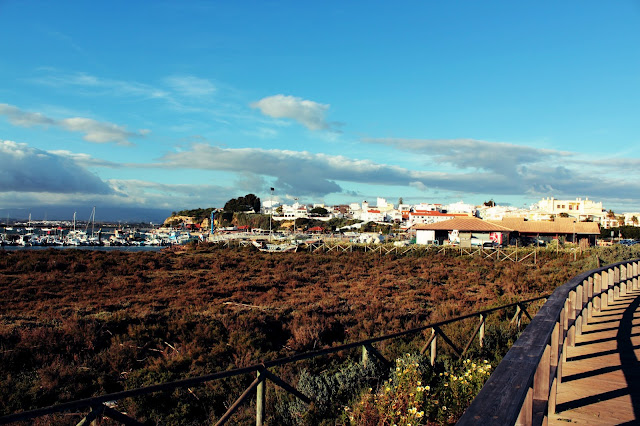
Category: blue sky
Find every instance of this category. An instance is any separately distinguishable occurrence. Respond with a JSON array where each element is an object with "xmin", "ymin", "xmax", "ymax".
[{"xmin": 1, "ymin": 1, "xmax": 640, "ymax": 220}]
